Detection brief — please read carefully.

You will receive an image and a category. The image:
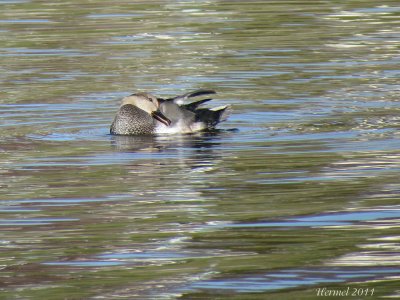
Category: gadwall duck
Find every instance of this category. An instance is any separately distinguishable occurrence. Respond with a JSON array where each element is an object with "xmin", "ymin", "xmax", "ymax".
[{"xmin": 110, "ymin": 90, "xmax": 231, "ymax": 135}]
